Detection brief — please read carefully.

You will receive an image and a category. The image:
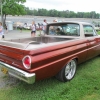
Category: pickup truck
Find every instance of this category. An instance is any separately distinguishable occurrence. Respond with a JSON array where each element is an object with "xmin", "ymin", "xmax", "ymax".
[{"xmin": 0, "ymin": 21, "xmax": 100, "ymax": 84}]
